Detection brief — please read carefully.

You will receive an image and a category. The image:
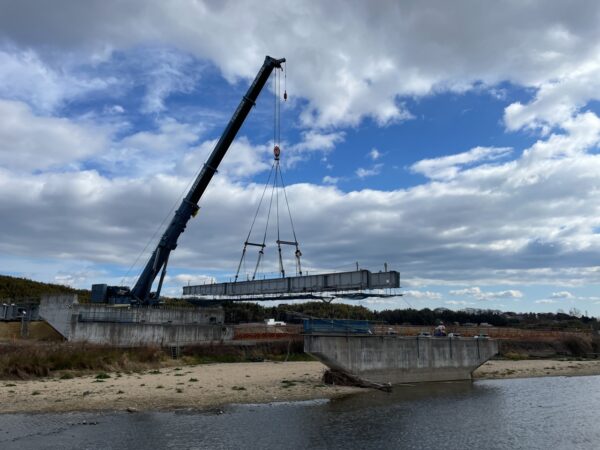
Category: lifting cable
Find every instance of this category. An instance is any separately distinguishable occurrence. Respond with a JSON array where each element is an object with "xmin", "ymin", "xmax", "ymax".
[{"xmin": 233, "ymin": 63, "xmax": 302, "ymax": 282}]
